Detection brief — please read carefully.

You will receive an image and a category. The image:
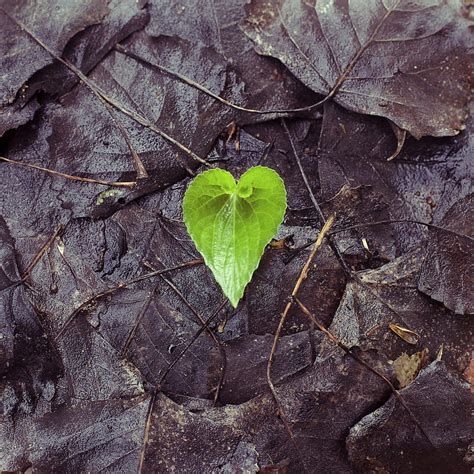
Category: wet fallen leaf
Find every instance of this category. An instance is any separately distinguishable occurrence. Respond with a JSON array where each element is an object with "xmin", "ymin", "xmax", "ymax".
[
  {"xmin": 0, "ymin": 0, "xmax": 148, "ymax": 136},
  {"xmin": 325, "ymin": 247, "xmax": 473, "ymax": 373},
  {"xmin": 347, "ymin": 361, "xmax": 472, "ymax": 473},
  {"xmin": 243, "ymin": 0, "xmax": 472, "ymax": 138},
  {"xmin": 418, "ymin": 194, "xmax": 474, "ymax": 314}
]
